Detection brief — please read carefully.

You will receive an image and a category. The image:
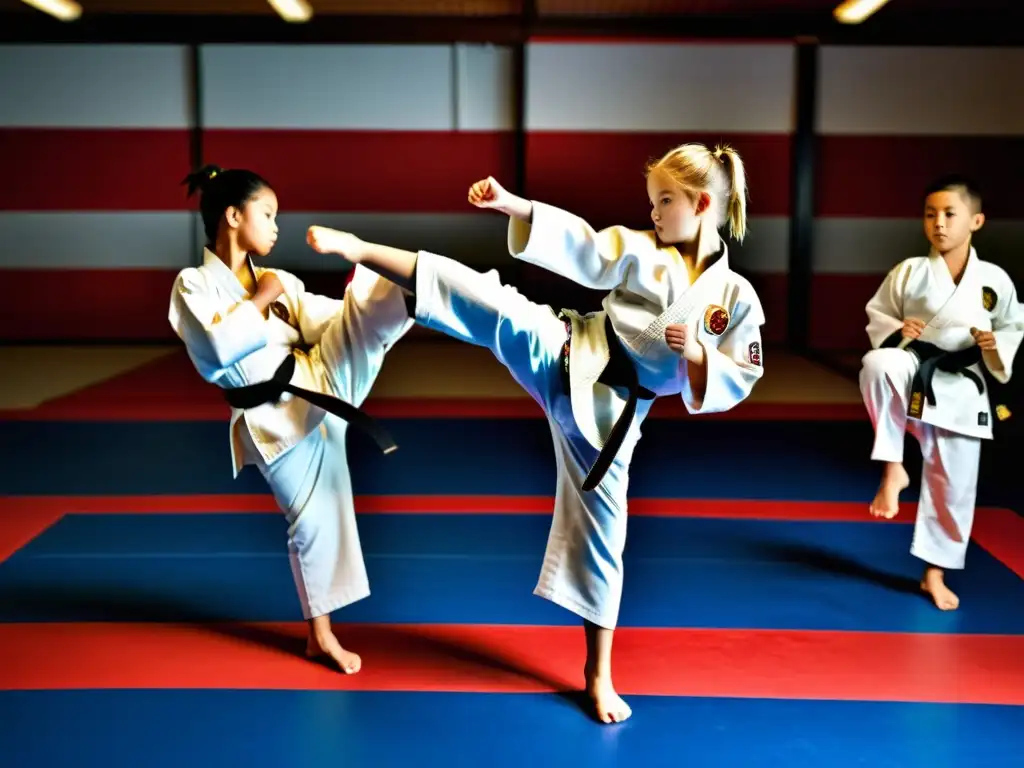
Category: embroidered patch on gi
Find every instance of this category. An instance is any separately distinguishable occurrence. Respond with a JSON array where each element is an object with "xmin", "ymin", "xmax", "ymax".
[
  {"xmin": 748, "ymin": 341, "xmax": 761, "ymax": 366},
  {"xmin": 982, "ymin": 286, "xmax": 997, "ymax": 311},
  {"xmin": 978, "ymin": 412, "xmax": 989, "ymax": 427},
  {"xmin": 703, "ymin": 304, "xmax": 730, "ymax": 336},
  {"xmin": 996, "ymin": 404, "xmax": 1012, "ymax": 421},
  {"xmin": 270, "ymin": 301, "xmax": 291, "ymax": 324},
  {"xmin": 908, "ymin": 391, "xmax": 924, "ymax": 419}
]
